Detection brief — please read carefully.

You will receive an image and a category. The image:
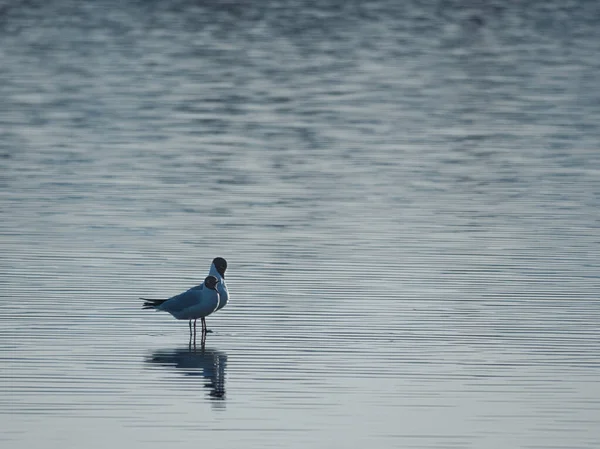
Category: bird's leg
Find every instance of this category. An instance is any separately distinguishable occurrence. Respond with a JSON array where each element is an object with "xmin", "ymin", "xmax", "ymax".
[
  {"xmin": 191, "ymin": 319, "xmax": 197, "ymax": 346},
  {"xmin": 201, "ymin": 317, "xmax": 207, "ymax": 334}
]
